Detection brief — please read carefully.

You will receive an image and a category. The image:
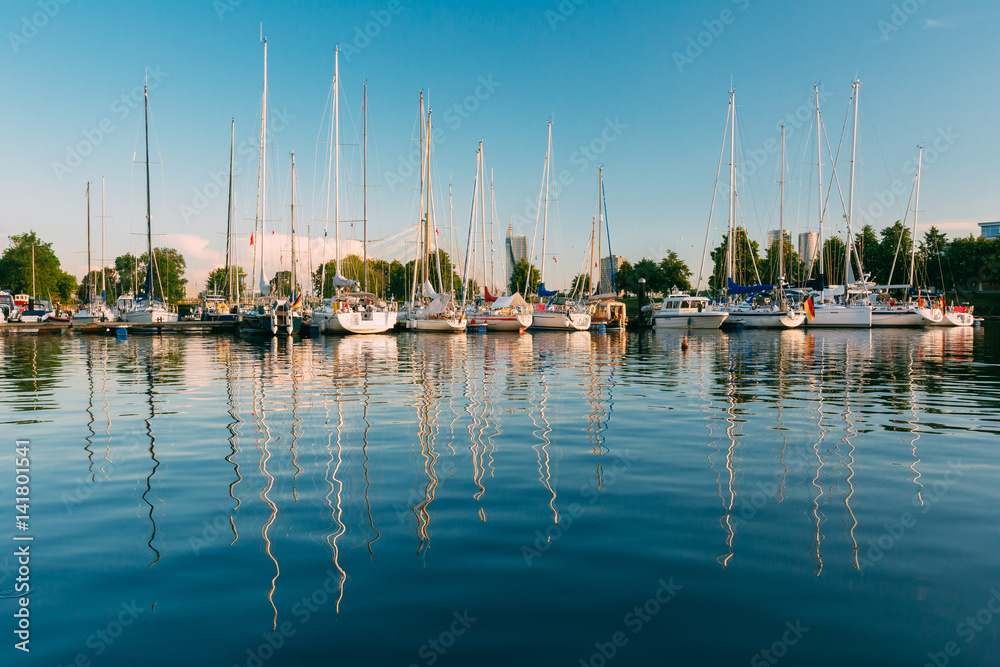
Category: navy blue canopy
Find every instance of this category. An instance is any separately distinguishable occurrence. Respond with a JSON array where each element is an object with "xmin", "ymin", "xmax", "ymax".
[
  {"xmin": 727, "ymin": 278, "xmax": 773, "ymax": 295},
  {"xmin": 537, "ymin": 283, "xmax": 558, "ymax": 297}
]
